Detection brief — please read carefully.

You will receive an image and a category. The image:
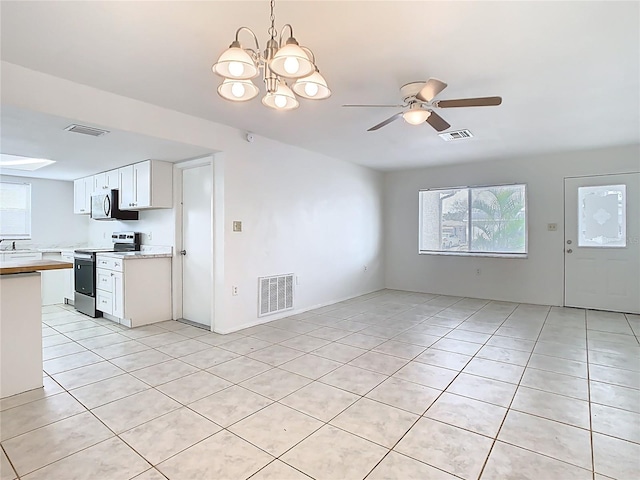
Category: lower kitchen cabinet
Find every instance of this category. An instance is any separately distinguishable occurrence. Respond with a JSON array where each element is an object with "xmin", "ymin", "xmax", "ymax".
[
  {"xmin": 0, "ymin": 251, "xmax": 64, "ymax": 306},
  {"xmin": 41, "ymin": 252, "xmax": 67, "ymax": 306},
  {"xmin": 96, "ymin": 254, "xmax": 171, "ymax": 327},
  {"xmin": 61, "ymin": 251, "xmax": 75, "ymax": 304}
]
